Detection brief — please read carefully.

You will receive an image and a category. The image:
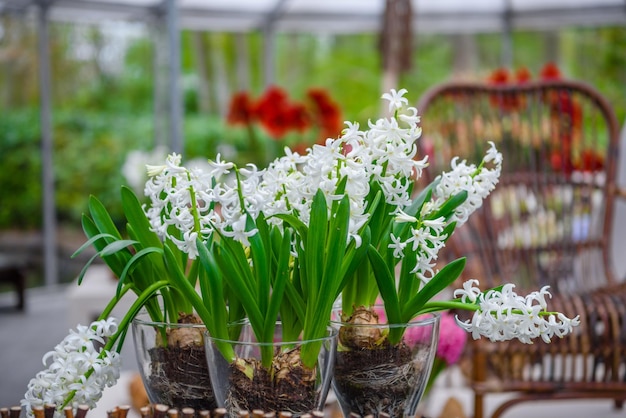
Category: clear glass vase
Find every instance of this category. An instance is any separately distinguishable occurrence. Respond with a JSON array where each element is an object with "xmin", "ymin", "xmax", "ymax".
[
  {"xmin": 132, "ymin": 312, "xmax": 217, "ymax": 411},
  {"xmin": 330, "ymin": 307, "xmax": 440, "ymax": 418},
  {"xmin": 204, "ymin": 322, "xmax": 338, "ymax": 417}
]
